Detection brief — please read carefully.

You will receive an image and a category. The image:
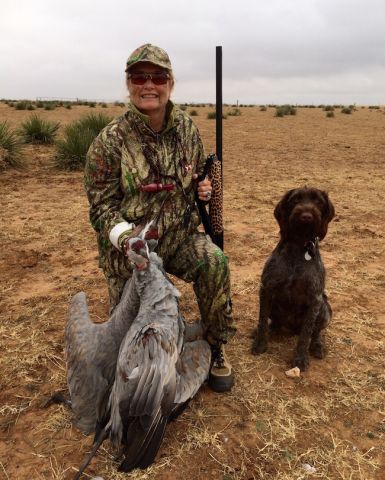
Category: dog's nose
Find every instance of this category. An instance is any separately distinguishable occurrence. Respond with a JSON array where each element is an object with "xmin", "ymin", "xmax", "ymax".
[{"xmin": 300, "ymin": 212, "xmax": 313, "ymax": 223}]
